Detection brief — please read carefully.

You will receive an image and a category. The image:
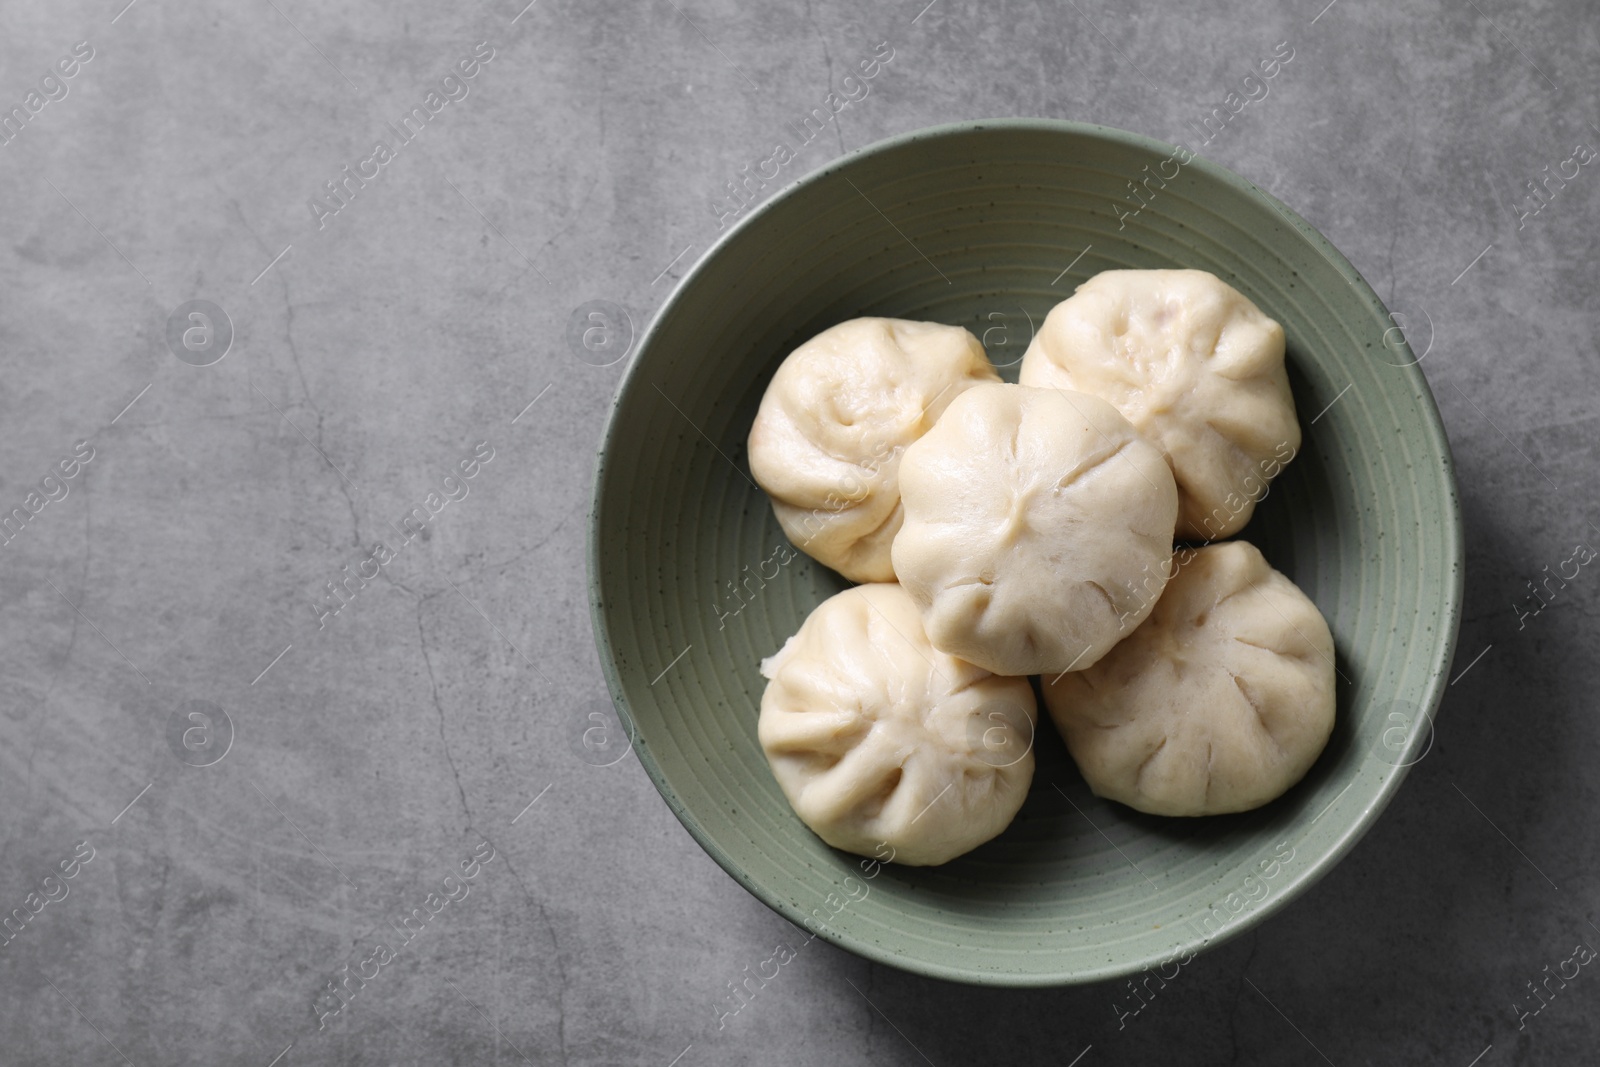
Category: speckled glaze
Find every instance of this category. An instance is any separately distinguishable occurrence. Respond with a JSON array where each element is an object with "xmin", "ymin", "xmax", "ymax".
[{"xmin": 588, "ymin": 119, "xmax": 1463, "ymax": 987}]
